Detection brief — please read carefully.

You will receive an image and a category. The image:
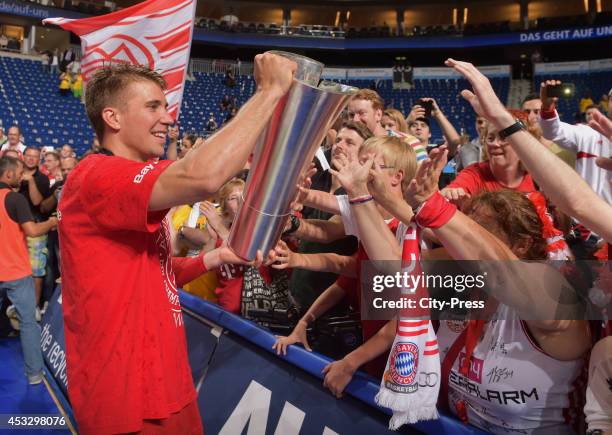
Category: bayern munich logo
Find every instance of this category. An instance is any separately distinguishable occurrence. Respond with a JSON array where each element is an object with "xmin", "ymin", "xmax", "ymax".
[{"xmin": 389, "ymin": 342, "xmax": 419, "ymax": 385}]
